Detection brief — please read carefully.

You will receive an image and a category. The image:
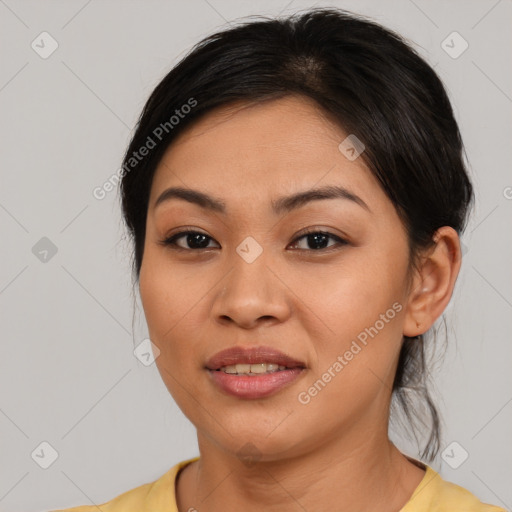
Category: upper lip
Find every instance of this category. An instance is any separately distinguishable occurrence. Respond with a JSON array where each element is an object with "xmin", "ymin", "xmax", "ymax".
[{"xmin": 205, "ymin": 346, "xmax": 306, "ymax": 370}]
